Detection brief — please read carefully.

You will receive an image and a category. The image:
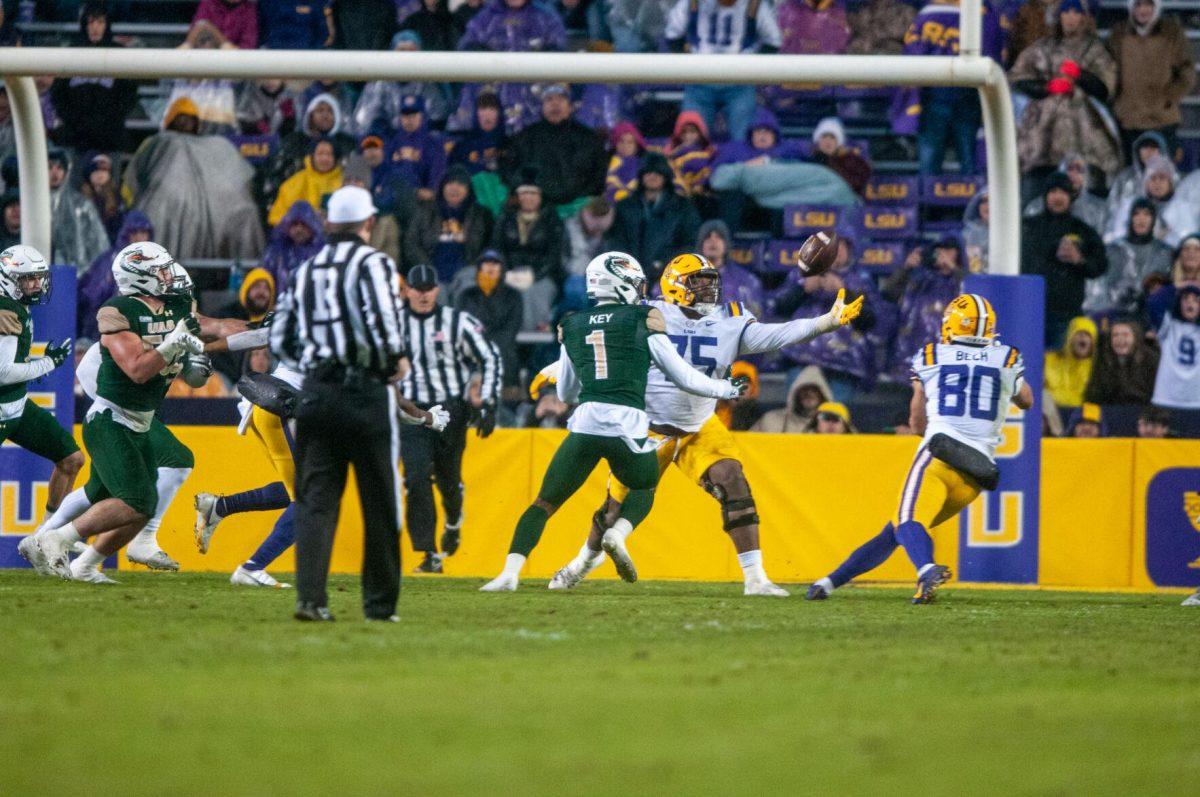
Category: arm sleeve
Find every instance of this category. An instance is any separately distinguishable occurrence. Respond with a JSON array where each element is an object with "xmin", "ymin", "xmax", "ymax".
[
  {"xmin": 0, "ymin": 335, "xmax": 53, "ymax": 387},
  {"xmin": 648, "ymin": 334, "xmax": 733, "ymax": 398},
  {"xmin": 458, "ymin": 312, "xmax": 502, "ymax": 402},
  {"xmin": 738, "ymin": 317, "xmax": 825, "ymax": 355},
  {"xmin": 225, "ymin": 326, "xmax": 271, "ymax": 352},
  {"xmin": 555, "ymin": 346, "xmax": 582, "ymax": 403}
]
